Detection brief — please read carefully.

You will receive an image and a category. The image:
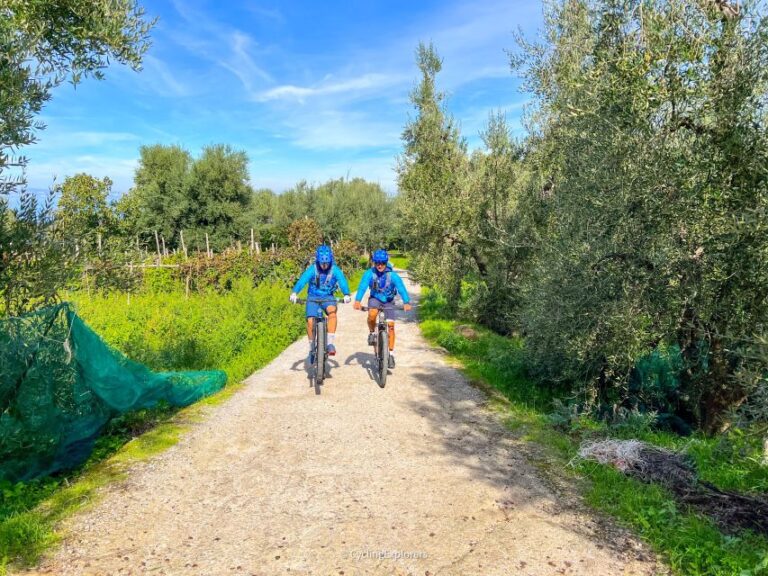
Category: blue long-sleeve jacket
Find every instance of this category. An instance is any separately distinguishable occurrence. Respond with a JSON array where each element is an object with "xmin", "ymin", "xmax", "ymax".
[
  {"xmin": 292, "ymin": 263, "xmax": 350, "ymax": 299},
  {"xmin": 355, "ymin": 265, "xmax": 410, "ymax": 304}
]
